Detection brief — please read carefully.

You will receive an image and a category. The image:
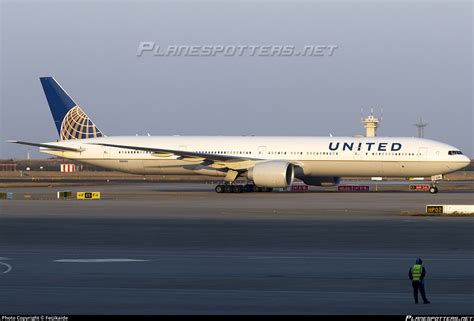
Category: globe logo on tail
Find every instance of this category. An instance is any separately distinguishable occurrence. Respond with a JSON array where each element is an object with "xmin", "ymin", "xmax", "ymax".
[{"xmin": 60, "ymin": 106, "xmax": 104, "ymax": 140}]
